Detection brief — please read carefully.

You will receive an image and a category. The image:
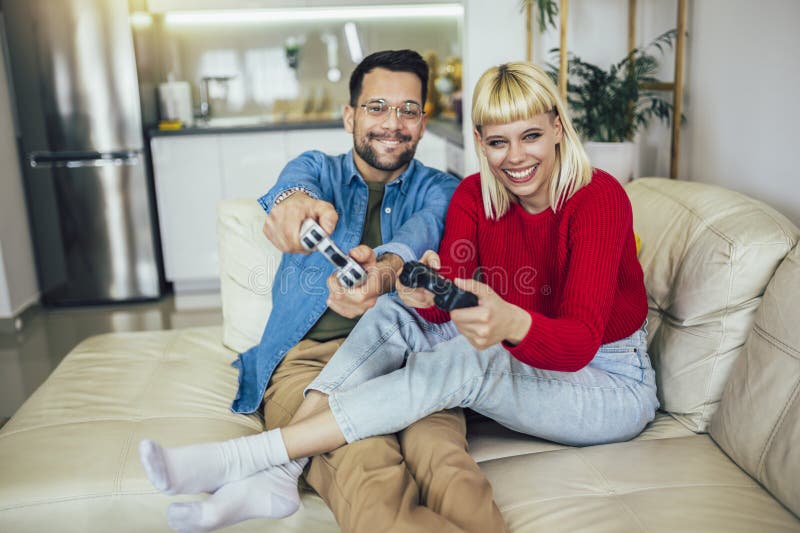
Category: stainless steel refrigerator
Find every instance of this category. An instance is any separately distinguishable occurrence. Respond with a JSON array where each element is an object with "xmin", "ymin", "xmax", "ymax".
[{"xmin": 0, "ymin": 0, "xmax": 162, "ymax": 304}]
